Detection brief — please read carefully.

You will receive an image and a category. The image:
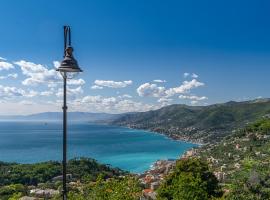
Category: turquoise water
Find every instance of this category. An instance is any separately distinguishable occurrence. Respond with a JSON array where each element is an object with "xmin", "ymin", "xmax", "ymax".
[{"xmin": 0, "ymin": 121, "xmax": 196, "ymax": 173}]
